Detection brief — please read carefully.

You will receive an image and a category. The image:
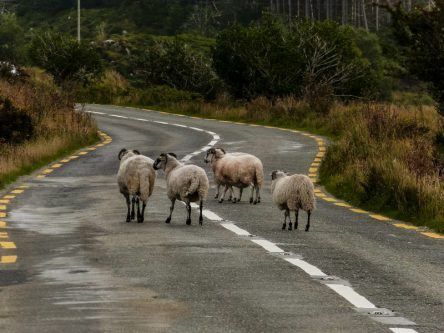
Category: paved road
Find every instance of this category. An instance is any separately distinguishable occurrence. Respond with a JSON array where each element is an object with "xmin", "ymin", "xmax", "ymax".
[{"xmin": 0, "ymin": 104, "xmax": 443, "ymax": 333}]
